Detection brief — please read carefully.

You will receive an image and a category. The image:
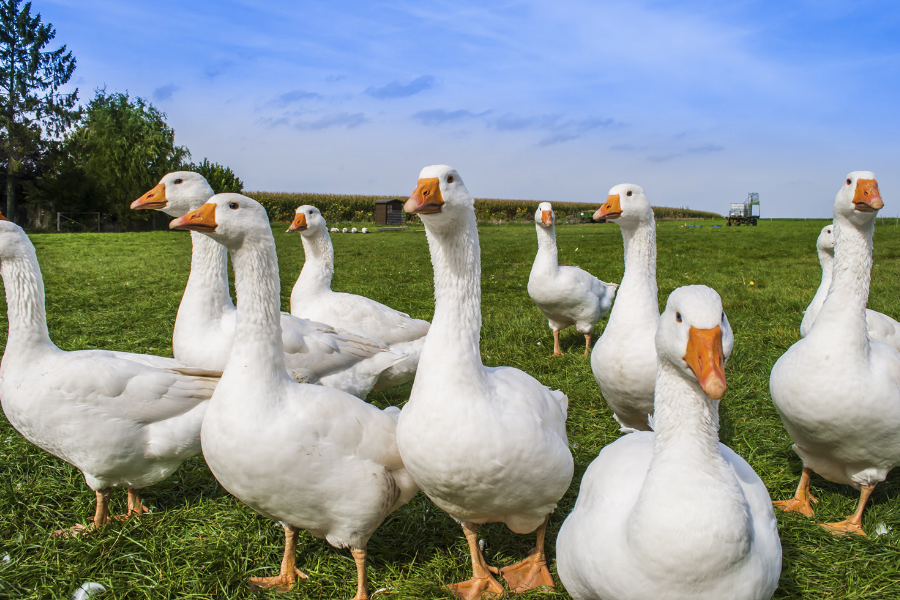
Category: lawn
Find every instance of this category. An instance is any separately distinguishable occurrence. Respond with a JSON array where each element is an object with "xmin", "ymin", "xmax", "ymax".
[{"xmin": 2, "ymin": 217, "xmax": 900, "ymax": 599}]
